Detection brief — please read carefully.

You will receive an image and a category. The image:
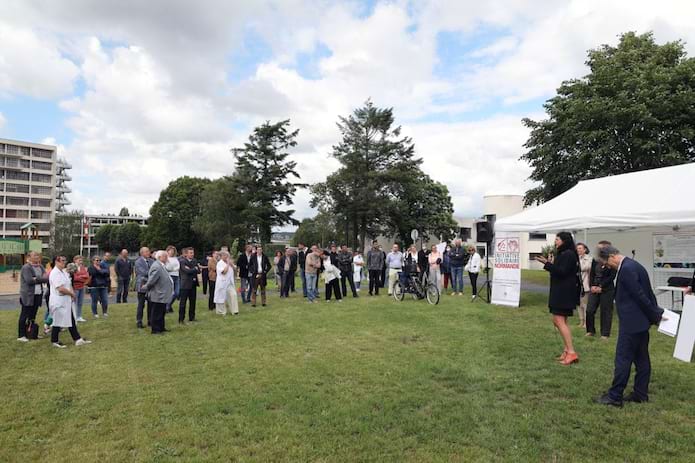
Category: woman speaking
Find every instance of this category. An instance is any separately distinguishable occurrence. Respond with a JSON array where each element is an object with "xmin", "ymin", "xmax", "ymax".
[{"xmin": 535, "ymin": 232, "xmax": 581, "ymax": 365}]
